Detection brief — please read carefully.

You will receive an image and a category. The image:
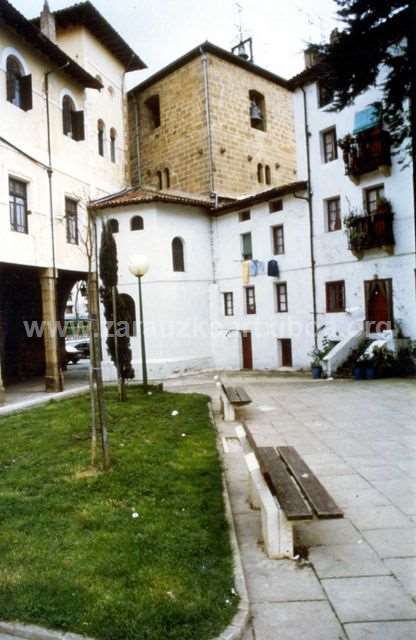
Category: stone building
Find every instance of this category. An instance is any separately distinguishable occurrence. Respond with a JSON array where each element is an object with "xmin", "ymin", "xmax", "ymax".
[
  {"xmin": 128, "ymin": 42, "xmax": 297, "ymax": 199},
  {"xmin": 0, "ymin": 0, "xmax": 145, "ymax": 401}
]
